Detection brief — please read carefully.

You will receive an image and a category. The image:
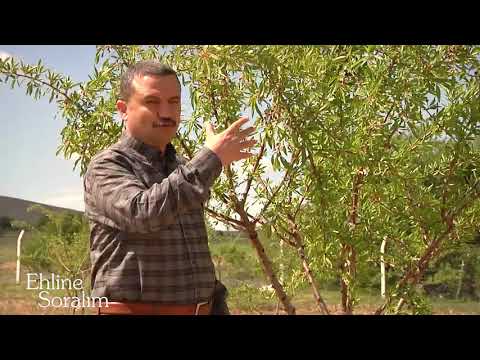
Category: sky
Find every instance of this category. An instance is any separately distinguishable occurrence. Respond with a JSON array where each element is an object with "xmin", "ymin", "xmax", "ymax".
[{"xmin": 1, "ymin": 45, "xmax": 97, "ymax": 211}]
